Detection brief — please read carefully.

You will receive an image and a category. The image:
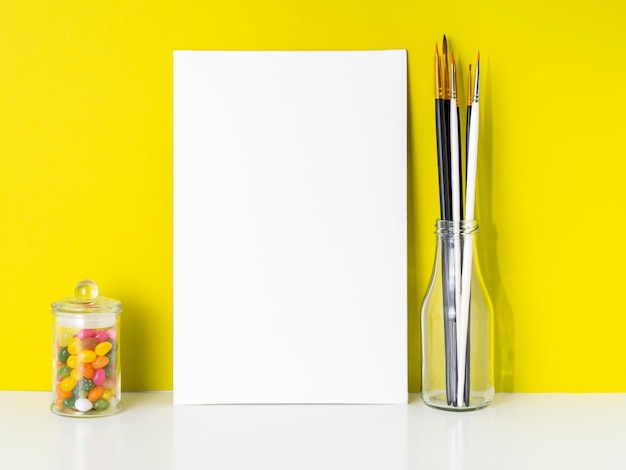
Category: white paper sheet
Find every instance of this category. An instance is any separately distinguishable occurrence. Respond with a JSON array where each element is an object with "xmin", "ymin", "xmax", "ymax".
[{"xmin": 174, "ymin": 50, "xmax": 407, "ymax": 404}]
